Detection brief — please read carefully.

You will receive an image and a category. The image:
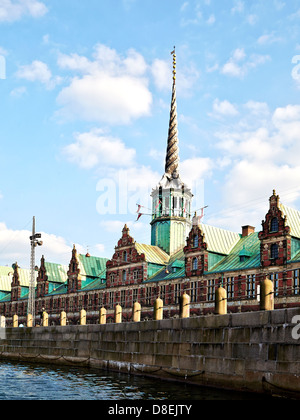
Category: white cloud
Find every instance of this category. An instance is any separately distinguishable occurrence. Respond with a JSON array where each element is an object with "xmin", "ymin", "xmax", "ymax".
[
  {"xmin": 212, "ymin": 98, "xmax": 239, "ymax": 117},
  {"xmin": 180, "ymin": 157, "xmax": 214, "ymax": 190},
  {"xmin": 213, "ymin": 103, "xmax": 300, "ymax": 229},
  {"xmin": 62, "ymin": 128, "xmax": 136, "ymax": 170},
  {"xmin": 221, "ymin": 48, "xmax": 270, "ymax": 78},
  {"xmin": 56, "ymin": 45, "xmax": 152, "ymax": 125},
  {"xmin": 0, "ymin": 222, "xmax": 74, "ymax": 268},
  {"xmin": 0, "ymin": 0, "xmax": 47, "ymax": 22},
  {"xmin": 257, "ymin": 32, "xmax": 282, "ymax": 45},
  {"xmin": 151, "ymin": 56, "xmax": 200, "ymax": 96},
  {"xmin": 151, "ymin": 58, "xmax": 170, "ymax": 91},
  {"xmin": 207, "ymin": 14, "xmax": 215, "ymax": 25},
  {"xmin": 16, "ymin": 60, "xmax": 62, "ymax": 90},
  {"xmin": 231, "ymin": 0, "xmax": 244, "ymax": 14},
  {"xmin": 10, "ymin": 86, "xmax": 27, "ymax": 97}
]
